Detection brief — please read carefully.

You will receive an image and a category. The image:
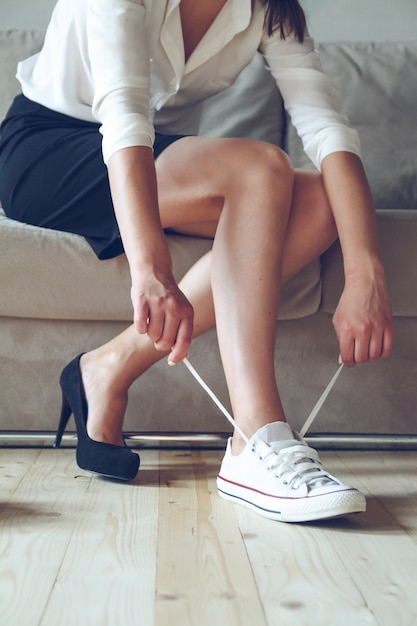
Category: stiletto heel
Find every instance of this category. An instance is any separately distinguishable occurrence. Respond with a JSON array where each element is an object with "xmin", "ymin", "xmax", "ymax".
[
  {"xmin": 54, "ymin": 391, "xmax": 72, "ymax": 448},
  {"xmin": 55, "ymin": 354, "xmax": 140, "ymax": 481}
]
